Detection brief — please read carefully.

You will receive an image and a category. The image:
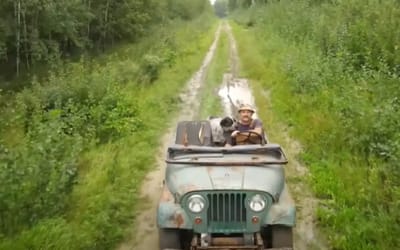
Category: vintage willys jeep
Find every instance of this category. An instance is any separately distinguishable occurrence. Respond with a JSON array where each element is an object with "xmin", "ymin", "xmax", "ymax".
[{"xmin": 157, "ymin": 120, "xmax": 295, "ymax": 250}]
